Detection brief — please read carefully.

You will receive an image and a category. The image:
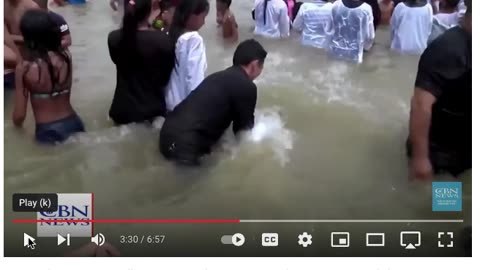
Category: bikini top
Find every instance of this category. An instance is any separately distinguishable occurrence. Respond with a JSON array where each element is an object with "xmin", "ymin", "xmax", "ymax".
[{"xmin": 24, "ymin": 58, "xmax": 71, "ymax": 100}]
